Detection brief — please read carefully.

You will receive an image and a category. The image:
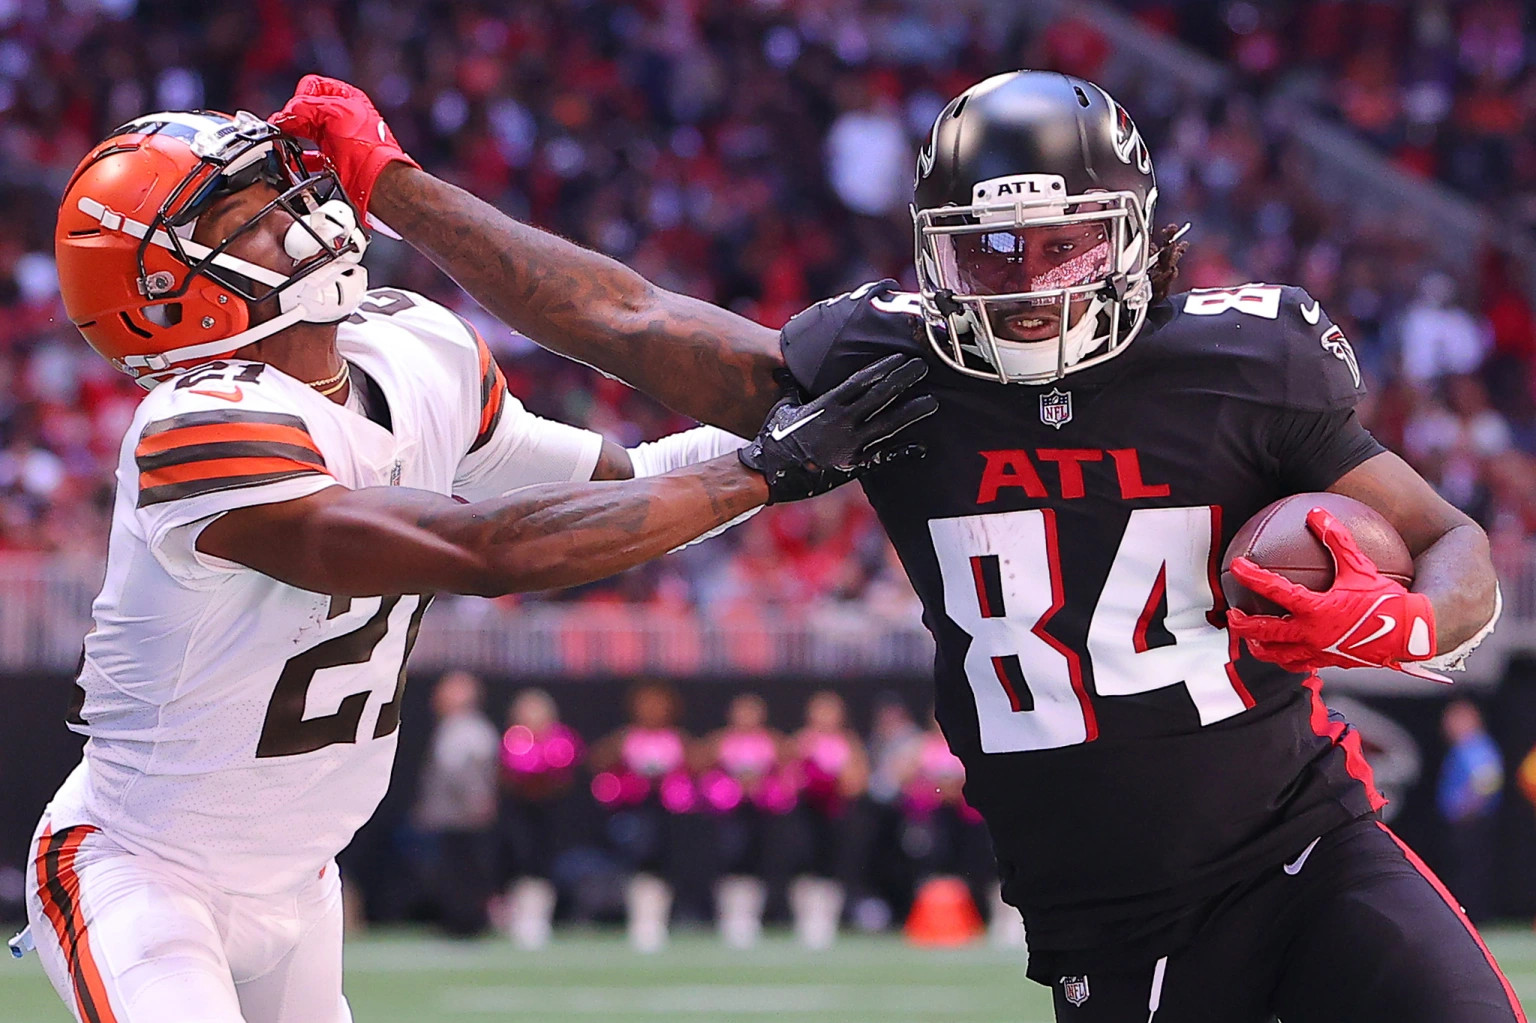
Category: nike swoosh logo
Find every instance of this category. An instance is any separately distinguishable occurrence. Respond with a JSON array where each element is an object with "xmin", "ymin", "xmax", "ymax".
[
  {"xmin": 188, "ymin": 387, "xmax": 243, "ymax": 402},
  {"xmin": 1347, "ymin": 614, "xmax": 1396, "ymax": 650},
  {"xmin": 1284, "ymin": 837, "xmax": 1321, "ymax": 875},
  {"xmin": 377, "ymin": 119, "xmax": 388, "ymax": 142},
  {"xmin": 1300, "ymin": 300, "xmax": 1322, "ymax": 325},
  {"xmin": 769, "ymin": 408, "xmax": 824, "ymax": 441}
]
